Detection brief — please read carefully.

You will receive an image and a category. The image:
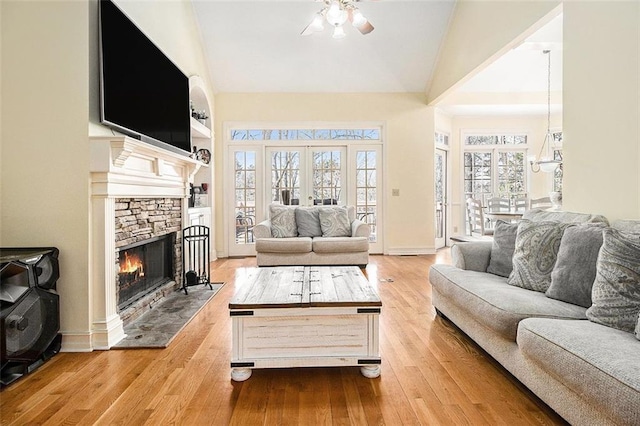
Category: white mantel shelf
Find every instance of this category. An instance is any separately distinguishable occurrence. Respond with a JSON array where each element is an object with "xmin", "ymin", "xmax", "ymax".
[{"xmin": 90, "ymin": 136, "xmax": 204, "ymax": 198}]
